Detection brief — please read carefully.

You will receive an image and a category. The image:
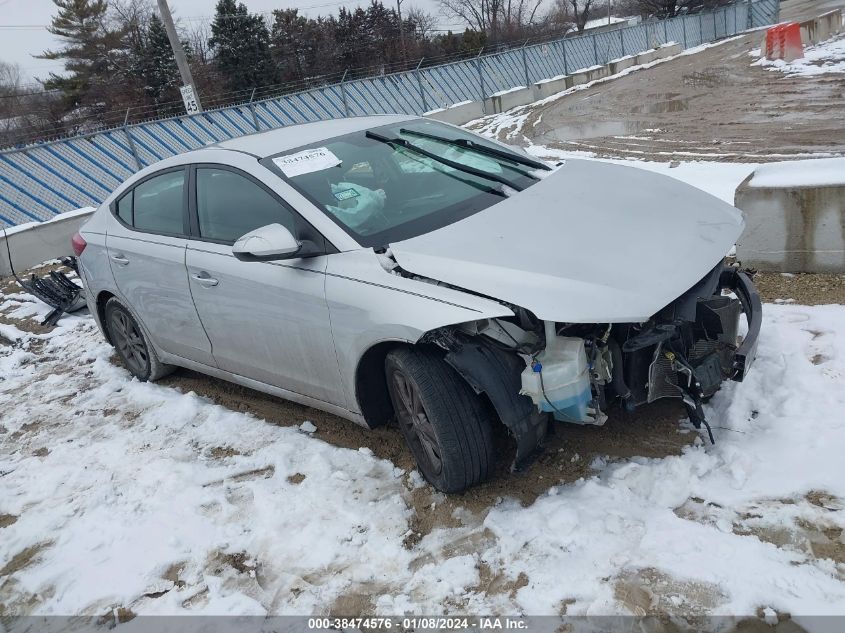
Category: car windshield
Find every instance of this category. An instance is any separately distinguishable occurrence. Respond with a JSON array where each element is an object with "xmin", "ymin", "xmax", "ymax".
[{"xmin": 262, "ymin": 119, "xmax": 546, "ymax": 247}]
